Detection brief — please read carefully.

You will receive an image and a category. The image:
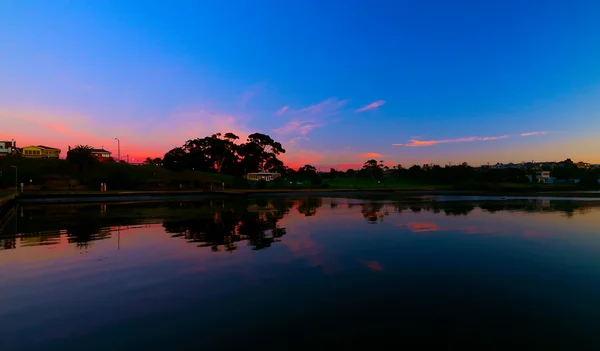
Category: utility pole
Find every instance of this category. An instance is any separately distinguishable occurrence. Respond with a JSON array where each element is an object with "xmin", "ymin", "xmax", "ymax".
[
  {"xmin": 114, "ymin": 138, "xmax": 120, "ymax": 162},
  {"xmin": 10, "ymin": 165, "xmax": 17, "ymax": 192}
]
